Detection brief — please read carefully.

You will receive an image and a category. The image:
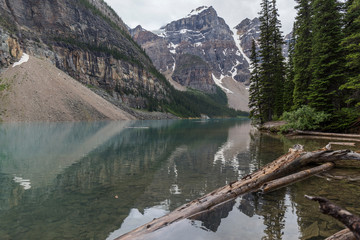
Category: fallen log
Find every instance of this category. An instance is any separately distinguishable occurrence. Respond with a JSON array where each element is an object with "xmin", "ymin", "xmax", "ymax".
[
  {"xmin": 305, "ymin": 196, "xmax": 360, "ymax": 239},
  {"xmin": 325, "ymin": 228, "xmax": 355, "ymax": 240},
  {"xmin": 116, "ymin": 145, "xmax": 360, "ymax": 240},
  {"xmin": 260, "ymin": 162, "xmax": 334, "ymax": 194},
  {"xmin": 294, "ymin": 130, "xmax": 360, "ymax": 139},
  {"xmin": 288, "ymin": 135, "xmax": 360, "ymax": 143},
  {"xmin": 328, "ymin": 142, "xmax": 356, "ymax": 147}
]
